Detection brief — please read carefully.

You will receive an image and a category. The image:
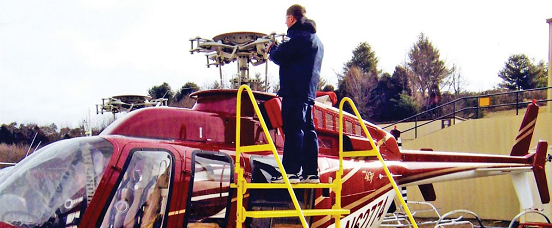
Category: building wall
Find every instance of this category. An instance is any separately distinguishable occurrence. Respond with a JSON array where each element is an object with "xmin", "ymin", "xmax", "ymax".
[
  {"xmin": 380, "ymin": 118, "xmax": 464, "ymax": 144},
  {"xmin": 402, "ymin": 112, "xmax": 552, "ymax": 221}
]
